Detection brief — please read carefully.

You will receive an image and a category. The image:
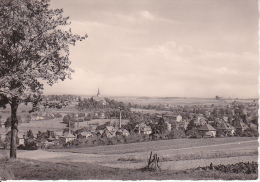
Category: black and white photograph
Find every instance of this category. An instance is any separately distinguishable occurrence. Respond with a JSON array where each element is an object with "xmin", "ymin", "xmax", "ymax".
[{"xmin": 0, "ymin": 0, "xmax": 259, "ymax": 180}]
